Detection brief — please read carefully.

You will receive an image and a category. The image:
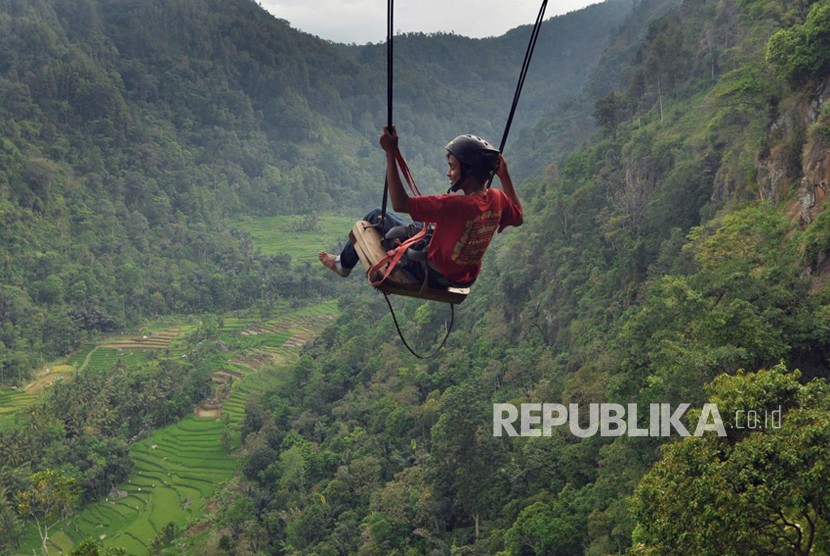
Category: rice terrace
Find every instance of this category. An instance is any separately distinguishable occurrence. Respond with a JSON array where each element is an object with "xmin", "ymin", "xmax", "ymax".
[
  {"xmin": 5, "ymin": 0, "xmax": 830, "ymax": 551},
  {"xmin": 8, "ymin": 215, "xmax": 342, "ymax": 555}
]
